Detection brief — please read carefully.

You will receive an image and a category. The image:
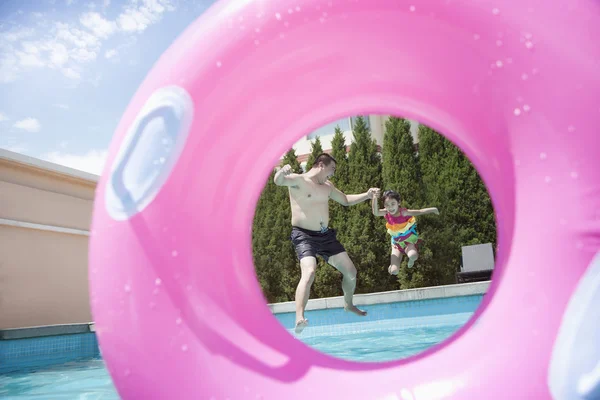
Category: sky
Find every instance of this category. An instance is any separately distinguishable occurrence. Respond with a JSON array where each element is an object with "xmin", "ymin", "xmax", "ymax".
[{"xmin": 0, "ymin": 0, "xmax": 213, "ymax": 175}]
